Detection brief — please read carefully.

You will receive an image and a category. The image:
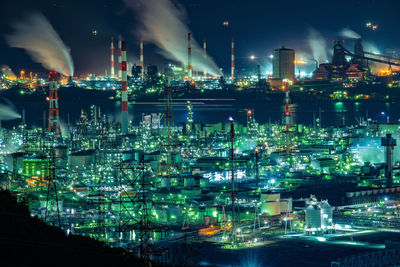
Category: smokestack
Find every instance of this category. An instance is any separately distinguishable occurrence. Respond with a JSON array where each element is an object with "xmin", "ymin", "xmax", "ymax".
[
  {"xmin": 140, "ymin": 40, "xmax": 144, "ymax": 78},
  {"xmin": 121, "ymin": 41, "xmax": 128, "ymax": 133},
  {"xmin": 231, "ymin": 37, "xmax": 235, "ymax": 81},
  {"xmin": 118, "ymin": 35, "xmax": 122, "ymax": 80},
  {"xmin": 110, "ymin": 37, "xmax": 115, "ymax": 78},
  {"xmin": 203, "ymin": 37, "xmax": 207, "ymax": 79},
  {"xmin": 188, "ymin": 33, "xmax": 192, "ymax": 79},
  {"xmin": 284, "ymin": 82, "xmax": 290, "ymax": 155},
  {"xmin": 382, "ymin": 133, "xmax": 397, "ymax": 187},
  {"xmin": 48, "ymin": 71, "xmax": 61, "ymax": 135}
]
